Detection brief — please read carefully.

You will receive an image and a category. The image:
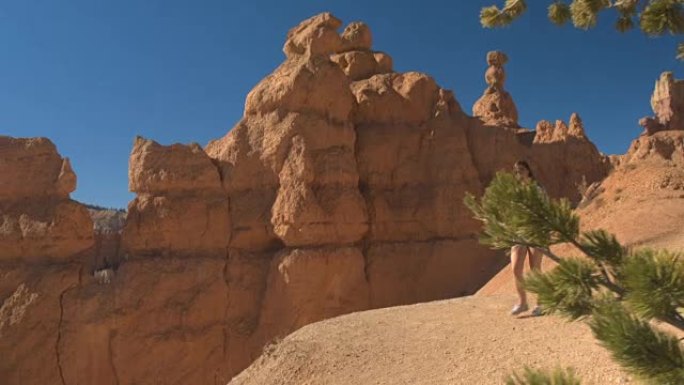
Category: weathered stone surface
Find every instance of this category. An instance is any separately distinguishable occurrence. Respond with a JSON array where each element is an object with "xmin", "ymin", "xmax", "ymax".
[
  {"xmin": 0, "ymin": 265, "xmax": 80, "ymax": 384},
  {"xmin": 245, "ymin": 59, "xmax": 355, "ymax": 123},
  {"xmin": 283, "ymin": 12, "xmax": 344, "ymax": 58},
  {"xmin": 625, "ymin": 130, "xmax": 684, "ymax": 164},
  {"xmin": 0, "ymin": 199, "xmax": 93, "ymax": 262},
  {"xmin": 61, "ymin": 258, "xmax": 234, "ymax": 385},
  {"xmin": 340, "ymin": 21, "xmax": 372, "ymax": 52},
  {"xmin": 123, "ymin": 194, "xmax": 230, "ymax": 257},
  {"xmin": 271, "ymin": 135, "xmax": 368, "ymax": 247},
  {"xmin": 568, "ymin": 112, "xmax": 587, "ymax": 139},
  {"xmin": 352, "ymin": 72, "xmax": 442, "ymax": 125},
  {"xmin": 533, "ymin": 120, "xmax": 555, "ymax": 143},
  {"xmin": 330, "ymin": 50, "xmax": 393, "ymax": 81},
  {"xmin": 639, "ymin": 72, "xmax": 684, "ymax": 136},
  {"xmin": 123, "ymin": 138, "xmax": 230, "ymax": 257},
  {"xmin": 0, "ymin": 136, "xmax": 76, "ymax": 200},
  {"xmin": 651, "ymin": 72, "xmax": 684, "ymax": 130},
  {"xmin": 534, "ymin": 113, "xmax": 586, "ymax": 143},
  {"xmin": 0, "ymin": 136, "xmax": 93, "ymax": 262},
  {"xmin": 128, "ymin": 137, "xmax": 223, "ymax": 195},
  {"xmin": 210, "ymin": 30, "xmax": 366, "ymax": 250},
  {"xmin": 356, "ymin": 126, "xmax": 482, "ymax": 241},
  {"xmin": 640, "ymin": 116, "xmax": 665, "ymax": 136},
  {"xmin": 367, "ymin": 240, "xmax": 505, "ymax": 309},
  {"xmin": 257, "ymin": 247, "xmax": 369, "ymax": 338}
]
